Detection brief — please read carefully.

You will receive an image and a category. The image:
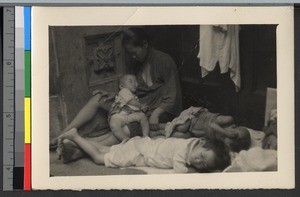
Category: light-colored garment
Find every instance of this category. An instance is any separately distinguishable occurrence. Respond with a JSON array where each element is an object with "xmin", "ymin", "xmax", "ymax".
[
  {"xmin": 198, "ymin": 25, "xmax": 241, "ymax": 91},
  {"xmin": 104, "ymin": 136, "xmax": 203, "ymax": 173},
  {"xmin": 223, "ymin": 147, "xmax": 277, "ymax": 172},
  {"xmin": 108, "ymin": 88, "xmax": 140, "ymax": 121},
  {"xmin": 248, "ymin": 128, "xmax": 265, "ymax": 148},
  {"xmin": 165, "ymin": 107, "xmax": 205, "ymax": 137},
  {"xmin": 114, "ymin": 88, "xmax": 140, "ymax": 111}
]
